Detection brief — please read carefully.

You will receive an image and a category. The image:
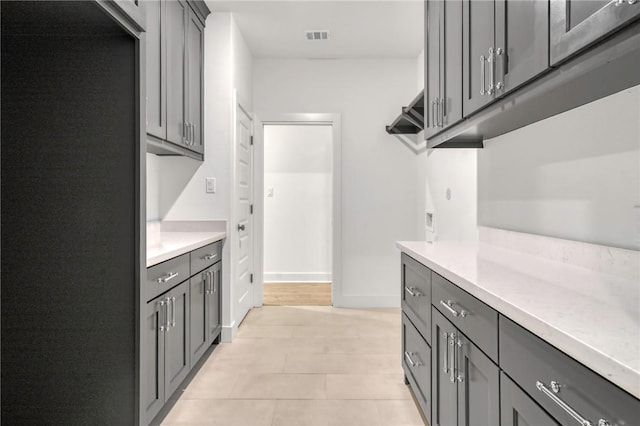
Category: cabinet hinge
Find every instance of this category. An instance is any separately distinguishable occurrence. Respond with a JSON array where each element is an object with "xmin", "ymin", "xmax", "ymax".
[
  {"xmin": 250, "ymin": 273, "xmax": 254, "ymax": 284},
  {"xmin": 250, "ymin": 135, "xmax": 254, "ymax": 146},
  {"xmin": 250, "ymin": 204, "xmax": 253, "ymax": 215}
]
